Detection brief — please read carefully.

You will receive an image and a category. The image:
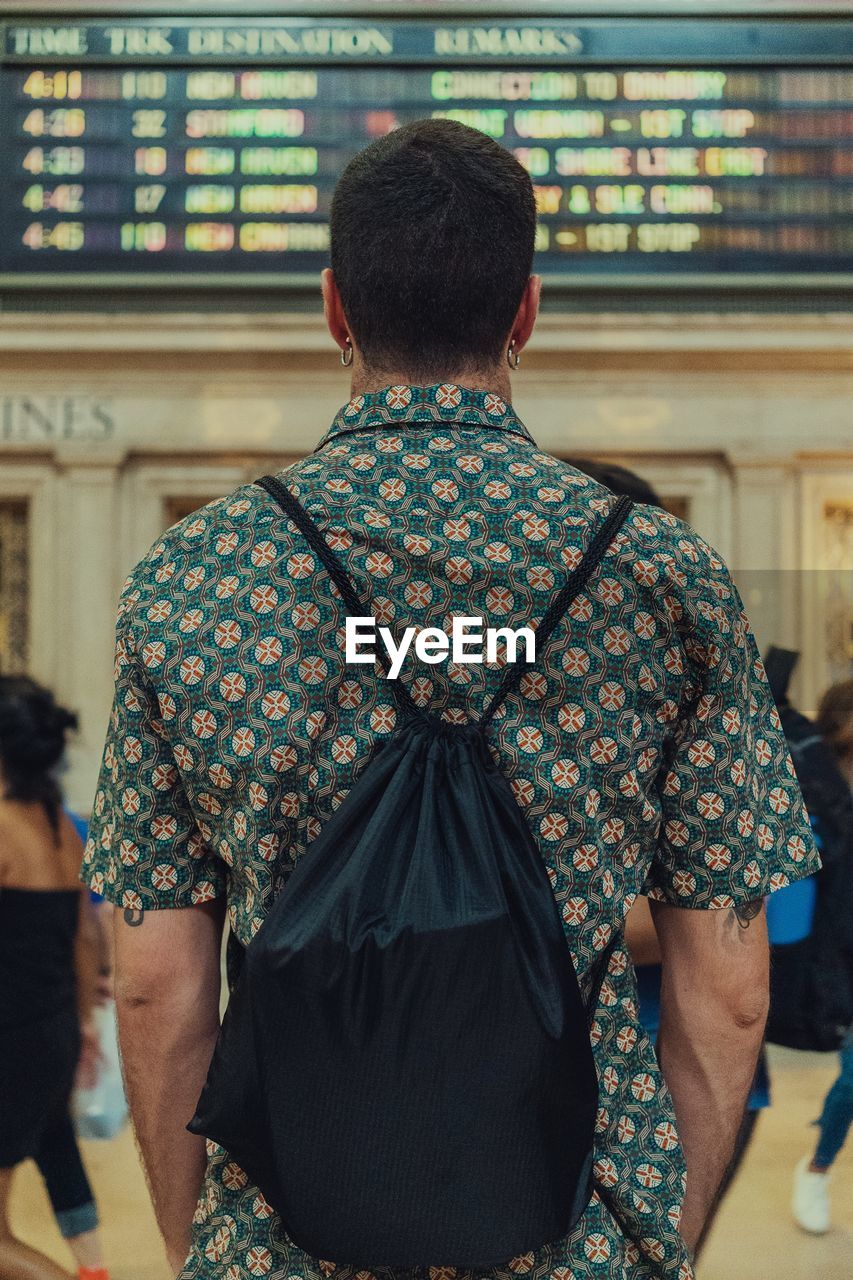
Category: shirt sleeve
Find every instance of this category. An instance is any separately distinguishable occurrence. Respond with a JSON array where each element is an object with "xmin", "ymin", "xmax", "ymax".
[
  {"xmin": 82, "ymin": 598, "xmax": 226, "ymax": 912},
  {"xmin": 642, "ymin": 555, "xmax": 821, "ymax": 910}
]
